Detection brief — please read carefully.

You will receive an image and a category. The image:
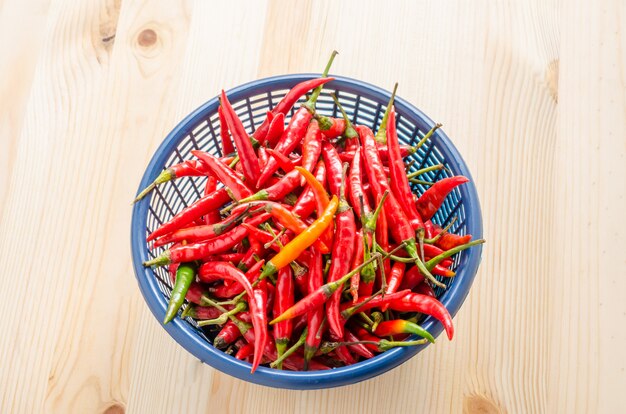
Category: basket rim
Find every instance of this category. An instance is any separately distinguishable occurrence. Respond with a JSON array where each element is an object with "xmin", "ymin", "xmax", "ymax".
[{"xmin": 131, "ymin": 73, "xmax": 483, "ymax": 390}]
